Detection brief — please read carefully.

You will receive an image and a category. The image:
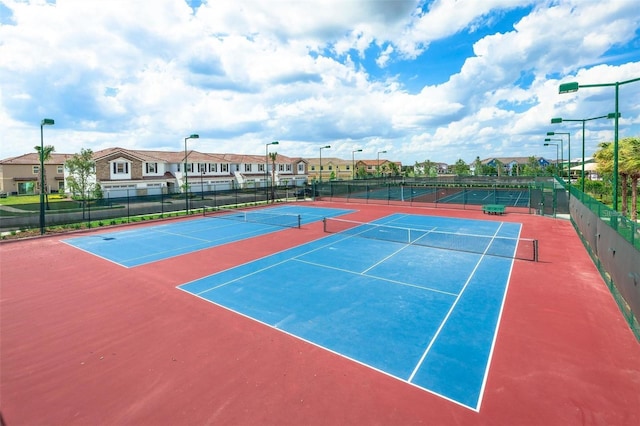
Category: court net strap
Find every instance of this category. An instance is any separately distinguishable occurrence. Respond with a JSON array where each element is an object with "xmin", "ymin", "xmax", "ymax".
[
  {"xmin": 323, "ymin": 217, "xmax": 538, "ymax": 261},
  {"xmin": 204, "ymin": 206, "xmax": 301, "ymax": 228}
]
